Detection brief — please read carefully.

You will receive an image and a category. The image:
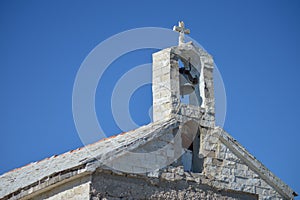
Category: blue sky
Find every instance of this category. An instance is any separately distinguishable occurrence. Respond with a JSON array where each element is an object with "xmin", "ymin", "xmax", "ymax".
[{"xmin": 0, "ymin": 0, "xmax": 299, "ymax": 195}]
